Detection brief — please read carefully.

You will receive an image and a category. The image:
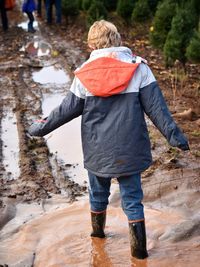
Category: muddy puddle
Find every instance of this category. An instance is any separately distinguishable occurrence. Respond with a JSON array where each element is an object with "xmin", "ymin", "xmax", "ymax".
[
  {"xmin": 32, "ymin": 64, "xmax": 87, "ymax": 185},
  {"xmin": 42, "ymin": 94, "xmax": 87, "ymax": 185},
  {"xmin": 18, "ymin": 21, "xmax": 38, "ymax": 32},
  {"xmin": 21, "ymin": 40, "xmax": 52, "ymax": 57},
  {"xmin": 1, "ymin": 110, "xmax": 20, "ymax": 180},
  {"xmin": 0, "ymin": 193, "xmax": 200, "ymax": 267},
  {"xmin": 32, "ymin": 66, "xmax": 69, "ymax": 85},
  {"xmin": 1, "ymin": 76, "xmax": 20, "ymax": 180}
]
